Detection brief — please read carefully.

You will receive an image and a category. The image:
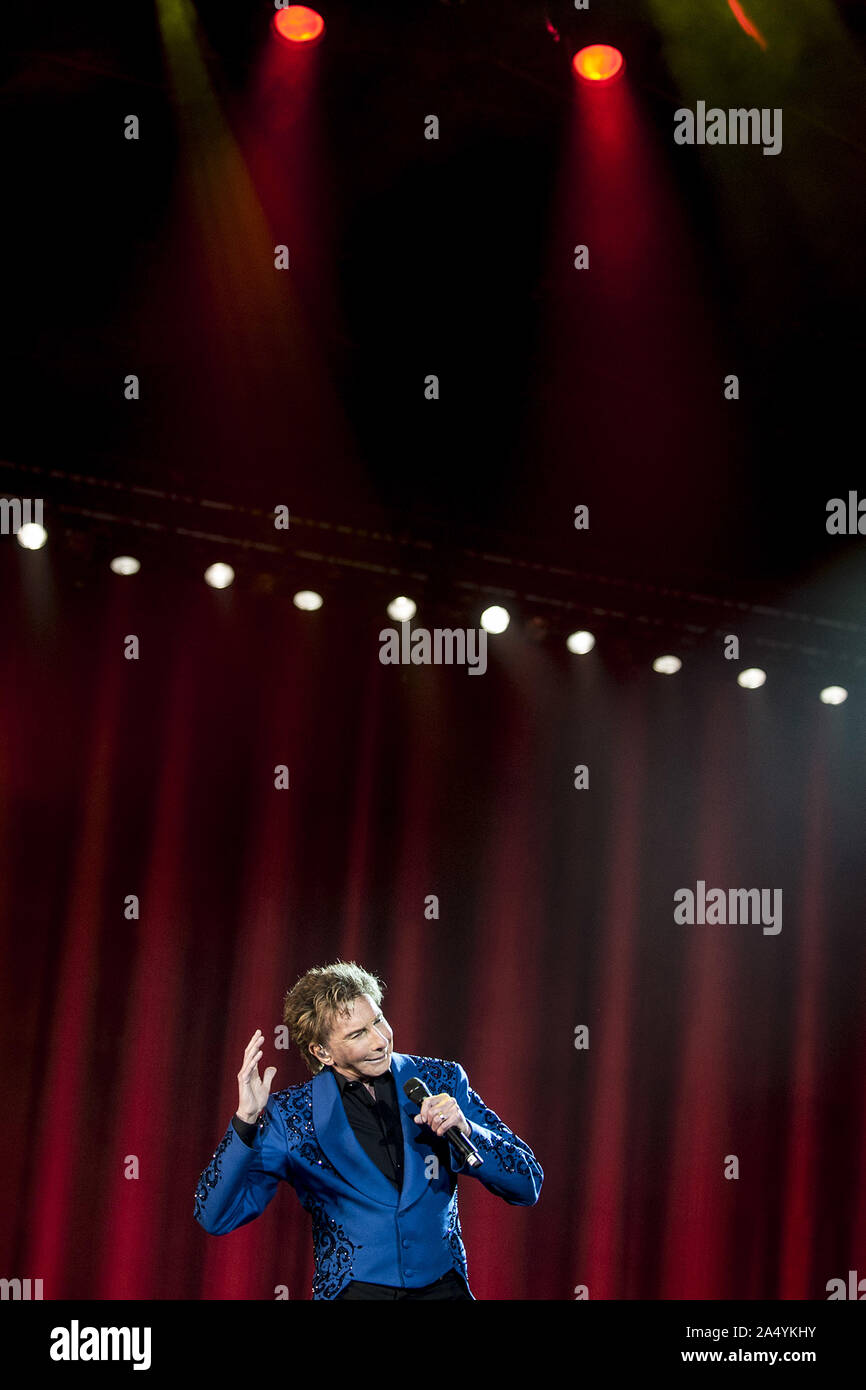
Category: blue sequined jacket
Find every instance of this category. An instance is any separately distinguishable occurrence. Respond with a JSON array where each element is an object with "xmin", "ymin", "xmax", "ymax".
[{"xmin": 194, "ymin": 1051, "xmax": 543, "ymax": 1299}]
